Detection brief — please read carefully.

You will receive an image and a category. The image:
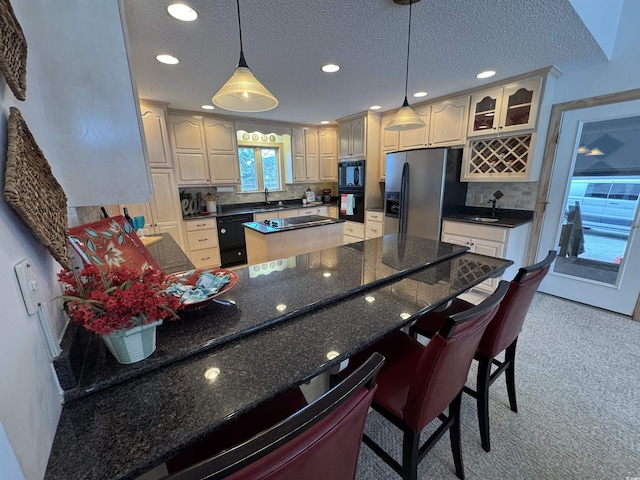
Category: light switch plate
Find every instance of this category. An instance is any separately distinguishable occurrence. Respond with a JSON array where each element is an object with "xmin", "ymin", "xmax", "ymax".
[{"xmin": 15, "ymin": 258, "xmax": 46, "ymax": 315}]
